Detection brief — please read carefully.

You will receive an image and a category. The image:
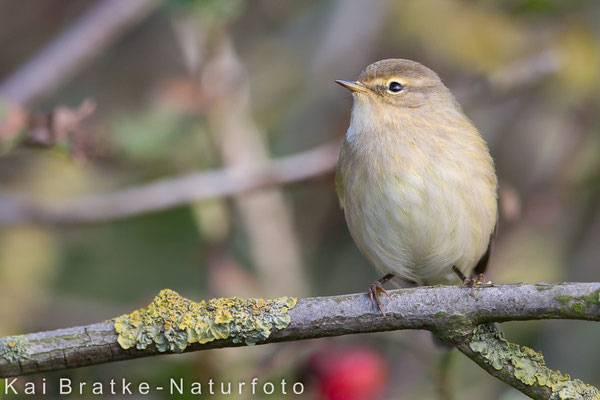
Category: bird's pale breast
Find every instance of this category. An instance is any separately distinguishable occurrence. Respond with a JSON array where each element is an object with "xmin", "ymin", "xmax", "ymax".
[{"xmin": 336, "ymin": 104, "xmax": 497, "ymax": 285}]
